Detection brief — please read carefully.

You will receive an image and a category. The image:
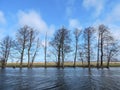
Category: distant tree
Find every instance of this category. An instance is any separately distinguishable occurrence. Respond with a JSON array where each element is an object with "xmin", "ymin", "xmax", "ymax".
[
  {"xmin": 27, "ymin": 27, "xmax": 38, "ymax": 68},
  {"xmin": 104, "ymin": 33, "xmax": 119, "ymax": 68},
  {"xmin": 50, "ymin": 28, "xmax": 61, "ymax": 67},
  {"xmin": 41, "ymin": 32, "xmax": 48, "ymax": 67},
  {"xmin": 61, "ymin": 27, "xmax": 71, "ymax": 68},
  {"xmin": 97, "ymin": 29, "xmax": 100, "ymax": 67},
  {"xmin": 73, "ymin": 28, "xmax": 81, "ymax": 67},
  {"xmin": 50, "ymin": 27, "xmax": 71, "ymax": 68},
  {"xmin": 16, "ymin": 25, "xmax": 29, "ymax": 68},
  {"xmin": 98, "ymin": 24, "xmax": 110, "ymax": 67},
  {"xmin": 106, "ymin": 42, "xmax": 118, "ymax": 68},
  {"xmin": 0, "ymin": 35, "xmax": 13, "ymax": 67},
  {"xmin": 83, "ymin": 27, "xmax": 95, "ymax": 68}
]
